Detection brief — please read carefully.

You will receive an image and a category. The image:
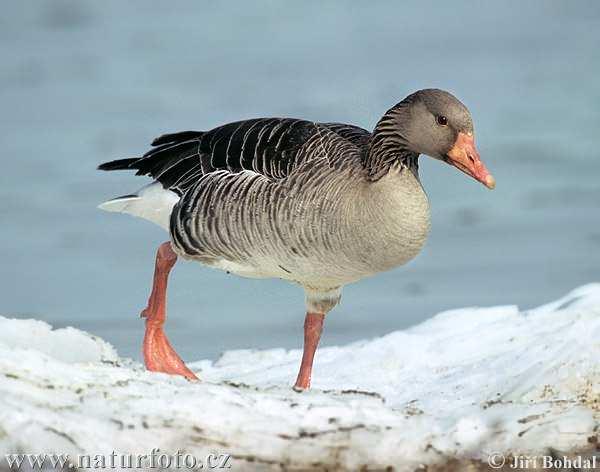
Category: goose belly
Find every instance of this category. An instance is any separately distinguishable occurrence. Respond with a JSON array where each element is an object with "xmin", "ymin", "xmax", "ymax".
[{"xmin": 169, "ymin": 168, "xmax": 430, "ymax": 286}]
